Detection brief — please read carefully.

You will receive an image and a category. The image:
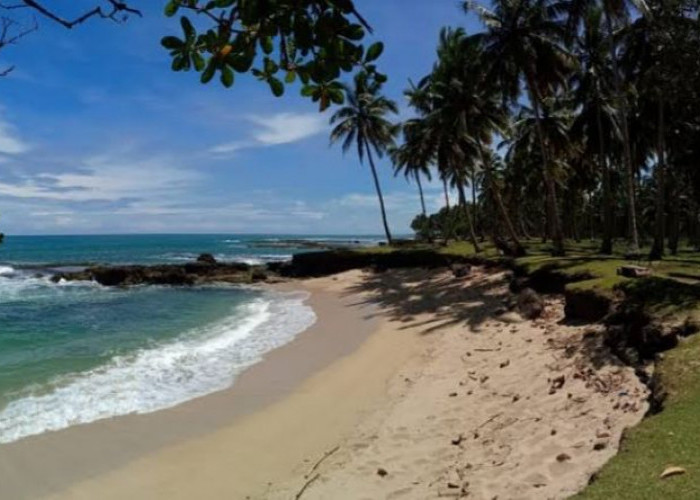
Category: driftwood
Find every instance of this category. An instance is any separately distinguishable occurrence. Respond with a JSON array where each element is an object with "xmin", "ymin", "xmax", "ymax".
[
  {"xmin": 295, "ymin": 474, "xmax": 320, "ymax": 500},
  {"xmin": 305, "ymin": 445, "xmax": 340, "ymax": 478}
]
